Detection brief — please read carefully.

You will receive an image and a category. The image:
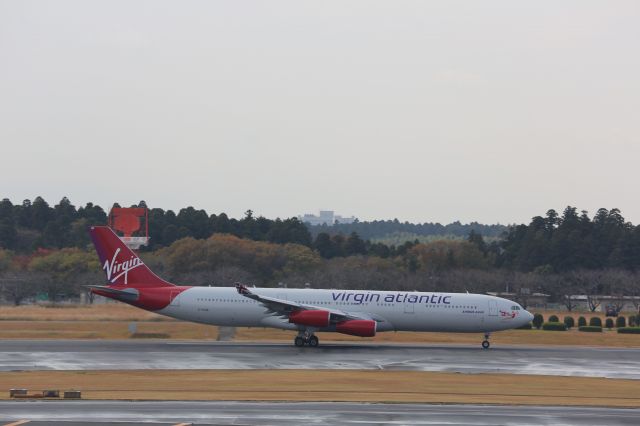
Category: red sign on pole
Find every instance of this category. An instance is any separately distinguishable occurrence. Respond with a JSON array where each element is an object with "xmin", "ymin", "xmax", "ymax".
[{"xmin": 108, "ymin": 207, "xmax": 149, "ymax": 249}]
